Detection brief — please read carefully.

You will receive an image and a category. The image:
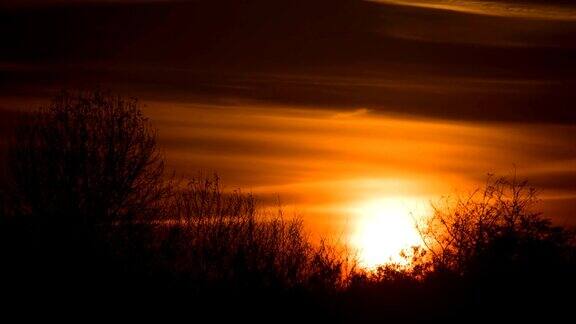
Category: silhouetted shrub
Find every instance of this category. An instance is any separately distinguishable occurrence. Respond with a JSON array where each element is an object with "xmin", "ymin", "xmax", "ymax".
[
  {"xmin": 91, "ymin": 173, "xmax": 352, "ymax": 321},
  {"xmin": 8, "ymin": 90, "xmax": 170, "ymax": 226},
  {"xmin": 148, "ymin": 173, "xmax": 350, "ymax": 292},
  {"xmin": 407, "ymin": 174, "xmax": 576, "ymax": 320},
  {"xmin": 341, "ymin": 175, "xmax": 576, "ymax": 322},
  {"xmin": 417, "ymin": 175, "xmax": 575, "ymax": 275}
]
